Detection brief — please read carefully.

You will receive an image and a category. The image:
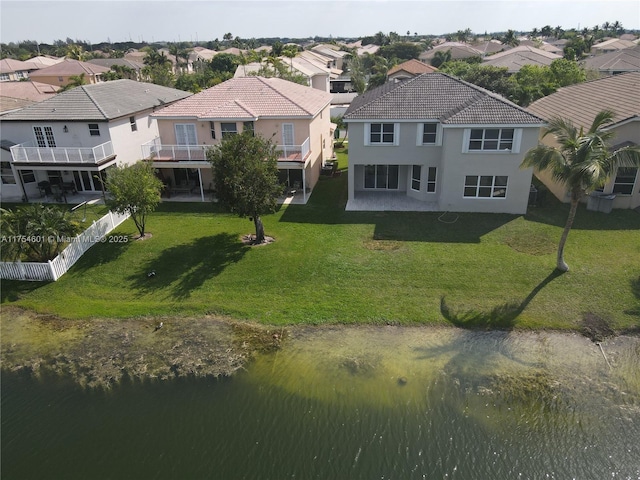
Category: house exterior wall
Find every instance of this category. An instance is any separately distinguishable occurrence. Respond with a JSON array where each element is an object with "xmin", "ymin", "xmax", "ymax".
[
  {"xmin": 535, "ymin": 119, "xmax": 640, "ymax": 209},
  {"xmin": 310, "ymin": 74, "xmax": 330, "ymax": 92},
  {"xmin": 346, "ymin": 121, "xmax": 539, "ymax": 214},
  {"xmin": 107, "ymin": 111, "xmax": 159, "ymax": 166}
]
